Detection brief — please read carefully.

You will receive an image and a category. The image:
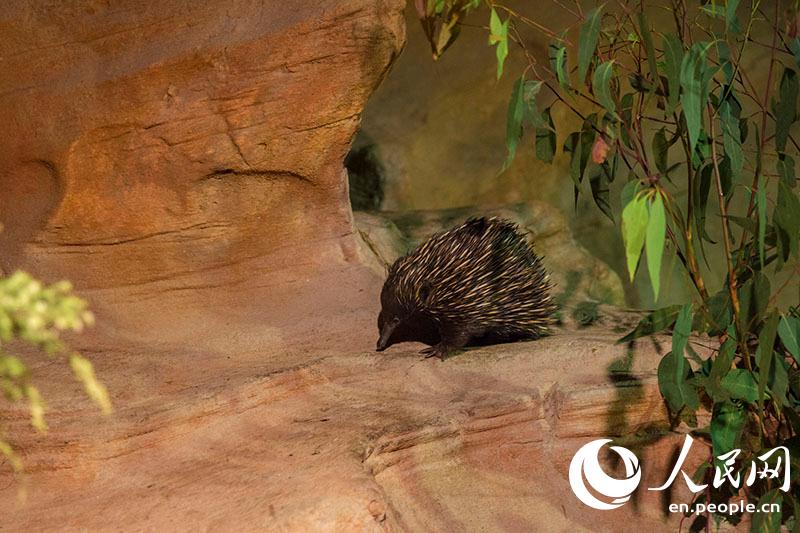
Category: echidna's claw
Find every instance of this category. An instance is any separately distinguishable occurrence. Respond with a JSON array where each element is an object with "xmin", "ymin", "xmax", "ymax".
[{"xmin": 420, "ymin": 345, "xmax": 447, "ymax": 360}]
